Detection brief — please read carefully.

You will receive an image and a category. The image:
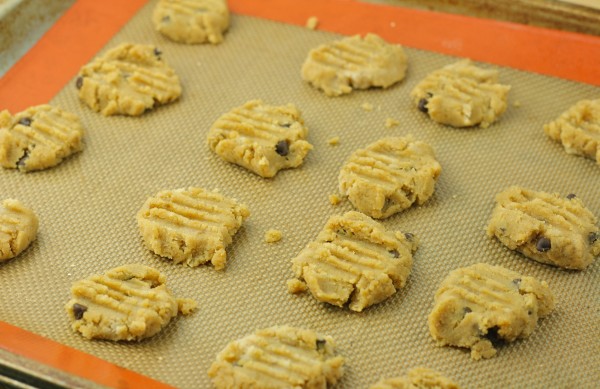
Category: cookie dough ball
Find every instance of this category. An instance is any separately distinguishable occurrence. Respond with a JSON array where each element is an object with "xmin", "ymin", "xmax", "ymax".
[
  {"xmin": 302, "ymin": 33, "xmax": 407, "ymax": 96},
  {"xmin": 339, "ymin": 136, "xmax": 441, "ymax": 219},
  {"xmin": 428, "ymin": 263, "xmax": 554, "ymax": 360},
  {"xmin": 370, "ymin": 368, "xmax": 460, "ymax": 389},
  {"xmin": 544, "ymin": 99, "xmax": 600, "ymax": 165},
  {"xmin": 152, "ymin": 0, "xmax": 229, "ymax": 44},
  {"xmin": 208, "ymin": 326, "xmax": 345, "ymax": 388},
  {"xmin": 0, "ymin": 105, "xmax": 84, "ymax": 172},
  {"xmin": 137, "ymin": 187, "xmax": 249, "ymax": 270},
  {"xmin": 290, "ymin": 211, "xmax": 417, "ymax": 312},
  {"xmin": 76, "ymin": 43, "xmax": 182, "ymax": 116},
  {"xmin": 487, "ymin": 186, "xmax": 600, "ymax": 270},
  {"xmin": 0, "ymin": 199, "xmax": 38, "ymax": 262},
  {"xmin": 65, "ymin": 264, "xmax": 197, "ymax": 341},
  {"xmin": 411, "ymin": 59, "xmax": 510, "ymax": 128},
  {"xmin": 207, "ymin": 100, "xmax": 313, "ymax": 178}
]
